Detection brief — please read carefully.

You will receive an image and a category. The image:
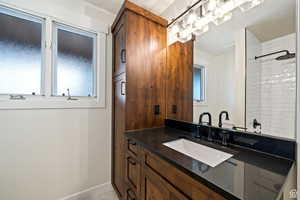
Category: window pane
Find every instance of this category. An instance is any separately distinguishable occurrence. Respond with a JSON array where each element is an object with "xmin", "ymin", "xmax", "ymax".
[
  {"xmin": 53, "ymin": 25, "xmax": 95, "ymax": 97},
  {"xmin": 0, "ymin": 8, "xmax": 43, "ymax": 95},
  {"xmin": 193, "ymin": 67, "xmax": 204, "ymax": 101}
]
